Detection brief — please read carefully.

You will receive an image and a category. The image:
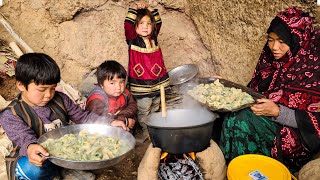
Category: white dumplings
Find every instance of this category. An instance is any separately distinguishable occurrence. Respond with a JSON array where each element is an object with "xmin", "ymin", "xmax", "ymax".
[
  {"xmin": 188, "ymin": 80, "xmax": 254, "ymax": 111},
  {"xmin": 41, "ymin": 130, "xmax": 129, "ymax": 161}
]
